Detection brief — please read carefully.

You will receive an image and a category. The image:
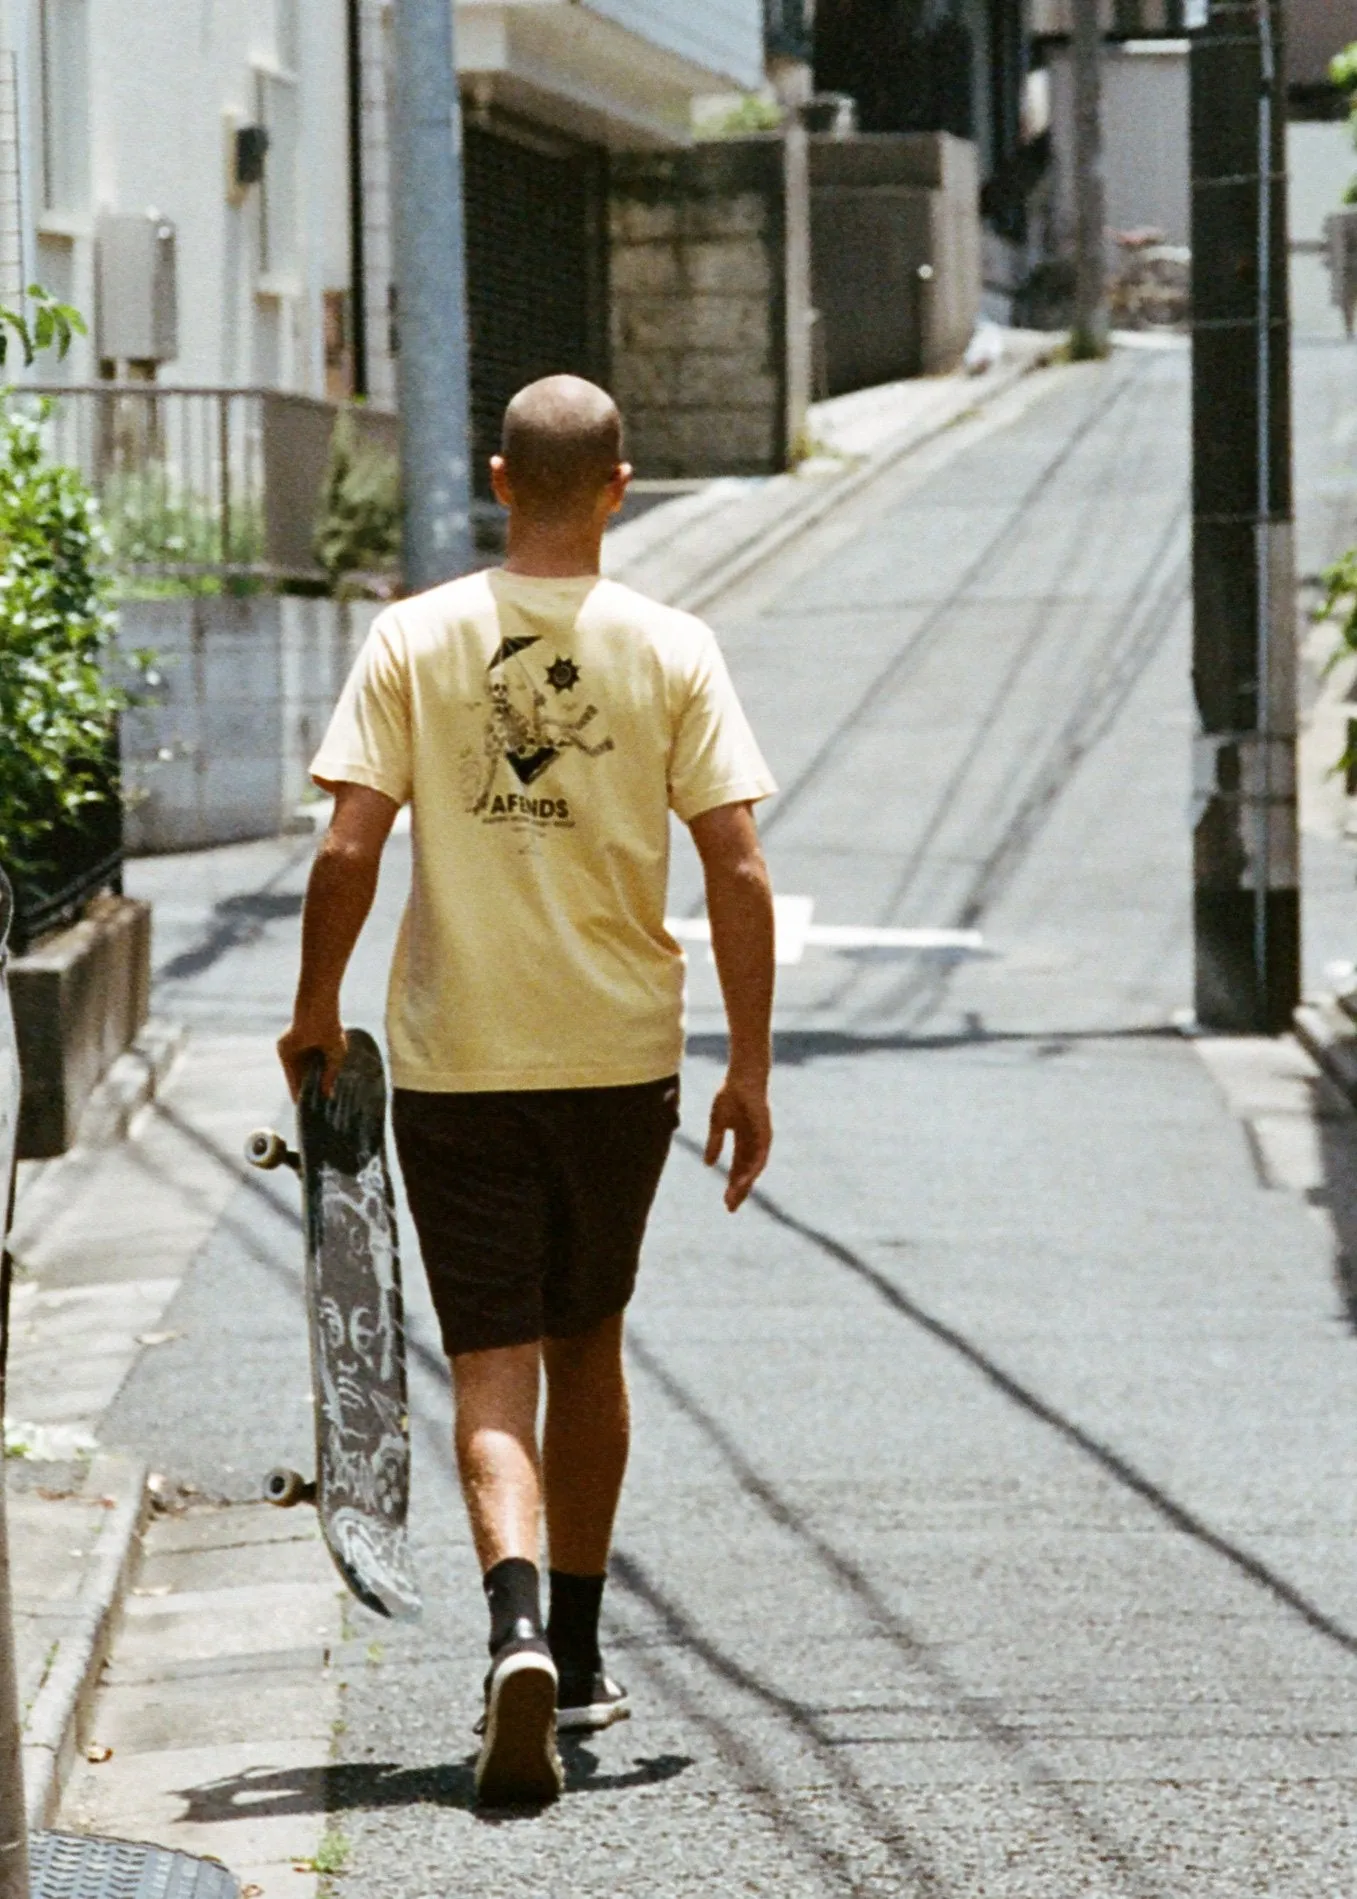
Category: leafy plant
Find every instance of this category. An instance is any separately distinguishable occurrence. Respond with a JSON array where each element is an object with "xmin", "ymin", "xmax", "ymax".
[
  {"xmin": 0, "ymin": 401, "xmax": 129, "ymax": 878},
  {"xmin": 100, "ymin": 466, "xmax": 263, "ymax": 595},
  {"xmin": 295, "ymin": 1828, "xmax": 350, "ymax": 1878},
  {"xmin": 695, "ymin": 93, "xmax": 784, "ymax": 139},
  {"xmin": 313, "ymin": 413, "xmax": 401, "ymax": 588},
  {"xmin": 0, "ymin": 285, "xmax": 85, "ymax": 369},
  {"xmin": 1332, "ymin": 44, "xmax": 1357, "ymax": 99}
]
